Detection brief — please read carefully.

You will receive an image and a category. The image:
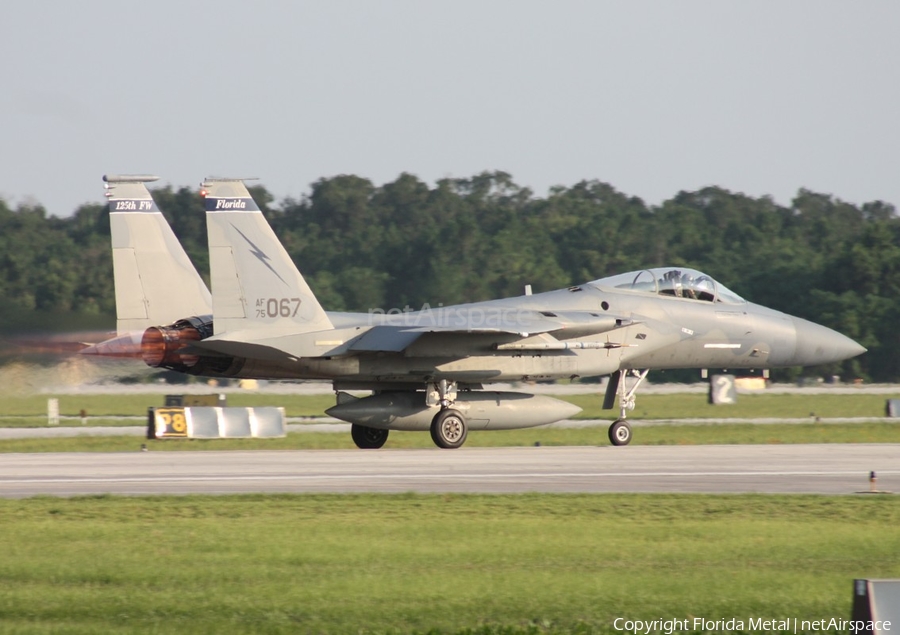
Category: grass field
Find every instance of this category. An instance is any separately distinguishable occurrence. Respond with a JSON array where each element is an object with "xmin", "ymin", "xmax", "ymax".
[
  {"xmin": 1, "ymin": 422, "xmax": 899, "ymax": 454},
  {"xmin": 0, "ymin": 494, "xmax": 897, "ymax": 634},
  {"xmin": 0, "ymin": 393, "xmax": 338, "ymax": 423},
  {"xmin": 0, "ymin": 392, "xmax": 894, "ymax": 426}
]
